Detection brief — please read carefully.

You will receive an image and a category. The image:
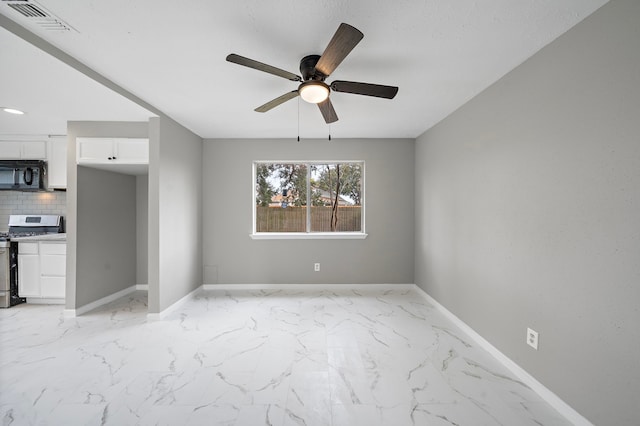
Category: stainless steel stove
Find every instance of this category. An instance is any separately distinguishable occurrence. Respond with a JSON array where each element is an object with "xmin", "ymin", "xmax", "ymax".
[{"xmin": 0, "ymin": 215, "xmax": 64, "ymax": 308}]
